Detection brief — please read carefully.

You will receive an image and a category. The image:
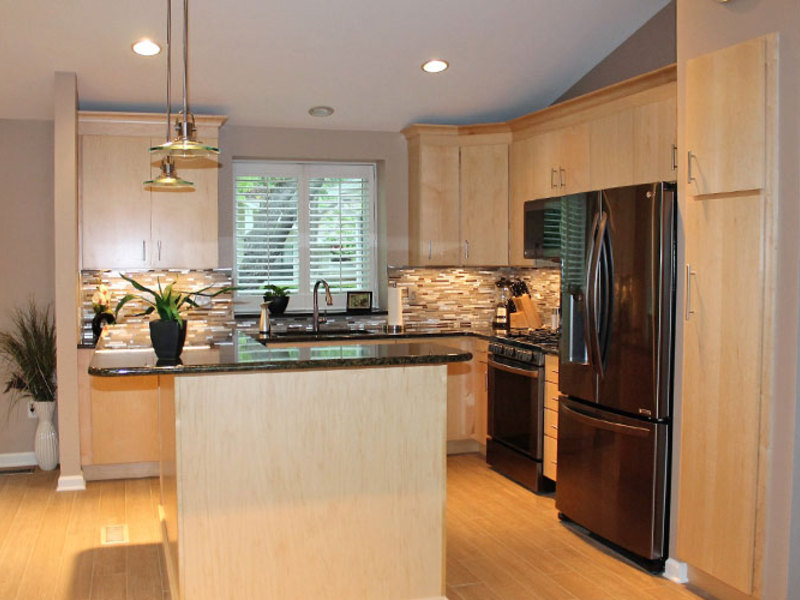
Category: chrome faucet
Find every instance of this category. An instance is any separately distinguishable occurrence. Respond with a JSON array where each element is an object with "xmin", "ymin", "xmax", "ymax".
[{"xmin": 312, "ymin": 279, "xmax": 333, "ymax": 333}]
